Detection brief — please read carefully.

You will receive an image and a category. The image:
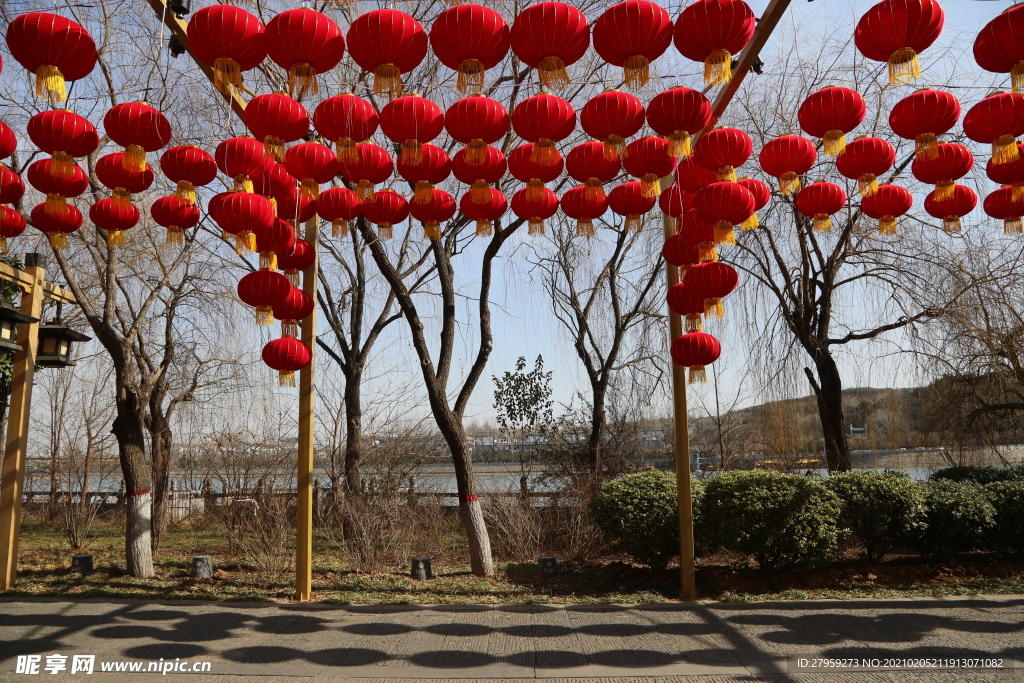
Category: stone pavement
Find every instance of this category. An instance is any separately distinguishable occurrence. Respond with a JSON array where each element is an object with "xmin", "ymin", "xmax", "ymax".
[{"xmin": 0, "ymin": 596, "xmax": 1022, "ymax": 682}]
